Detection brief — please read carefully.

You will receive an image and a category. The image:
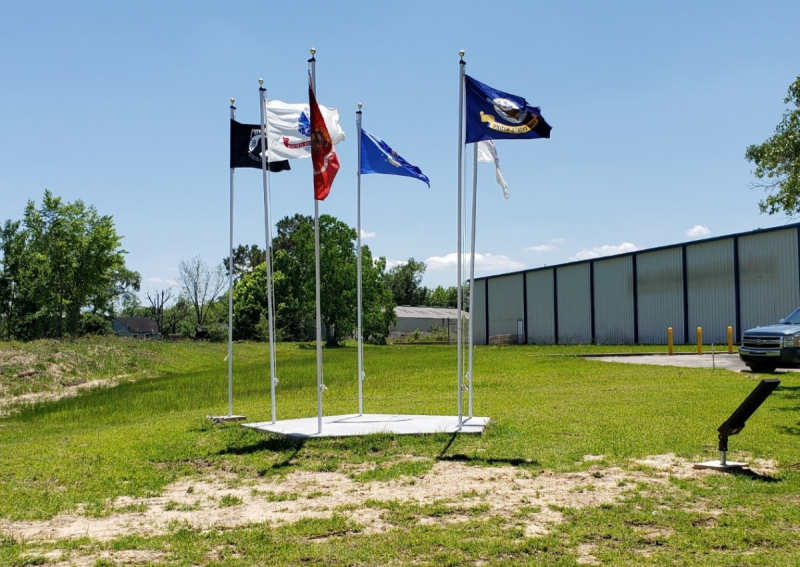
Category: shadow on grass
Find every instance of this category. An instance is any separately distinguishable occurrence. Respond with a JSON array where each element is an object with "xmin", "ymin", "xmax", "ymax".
[
  {"xmin": 216, "ymin": 435, "xmax": 305, "ymax": 456},
  {"xmin": 777, "ymin": 424, "xmax": 800, "ymax": 436},
  {"xmin": 216, "ymin": 434, "xmax": 306, "ymax": 474},
  {"xmin": 437, "ymin": 454, "xmax": 541, "ymax": 468},
  {"xmin": 730, "ymin": 468, "xmax": 782, "ymax": 483}
]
